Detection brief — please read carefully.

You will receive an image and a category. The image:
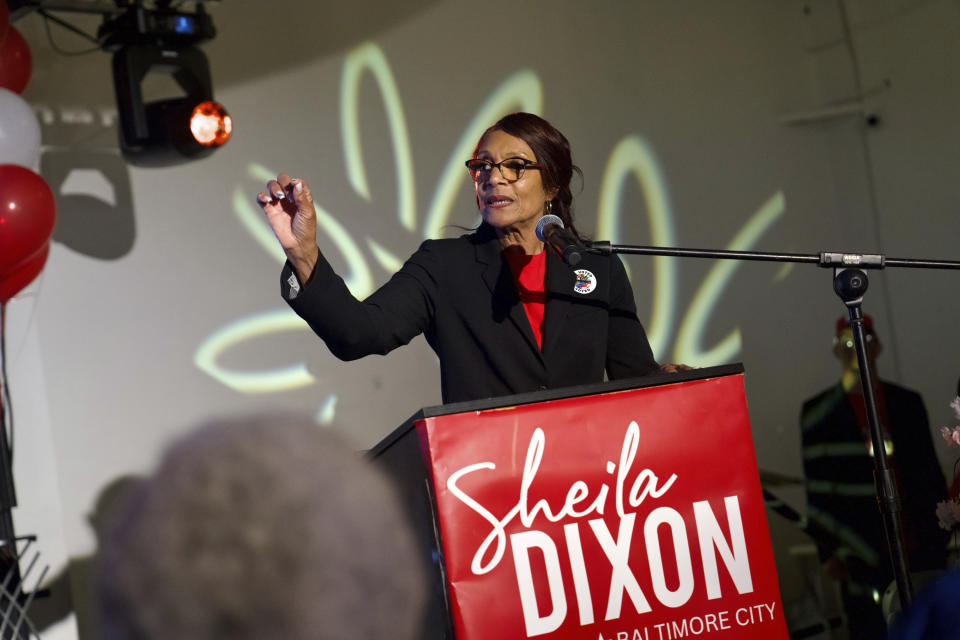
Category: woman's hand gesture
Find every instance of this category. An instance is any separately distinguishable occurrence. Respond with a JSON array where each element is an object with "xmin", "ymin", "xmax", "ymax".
[{"xmin": 257, "ymin": 173, "xmax": 319, "ymax": 283}]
